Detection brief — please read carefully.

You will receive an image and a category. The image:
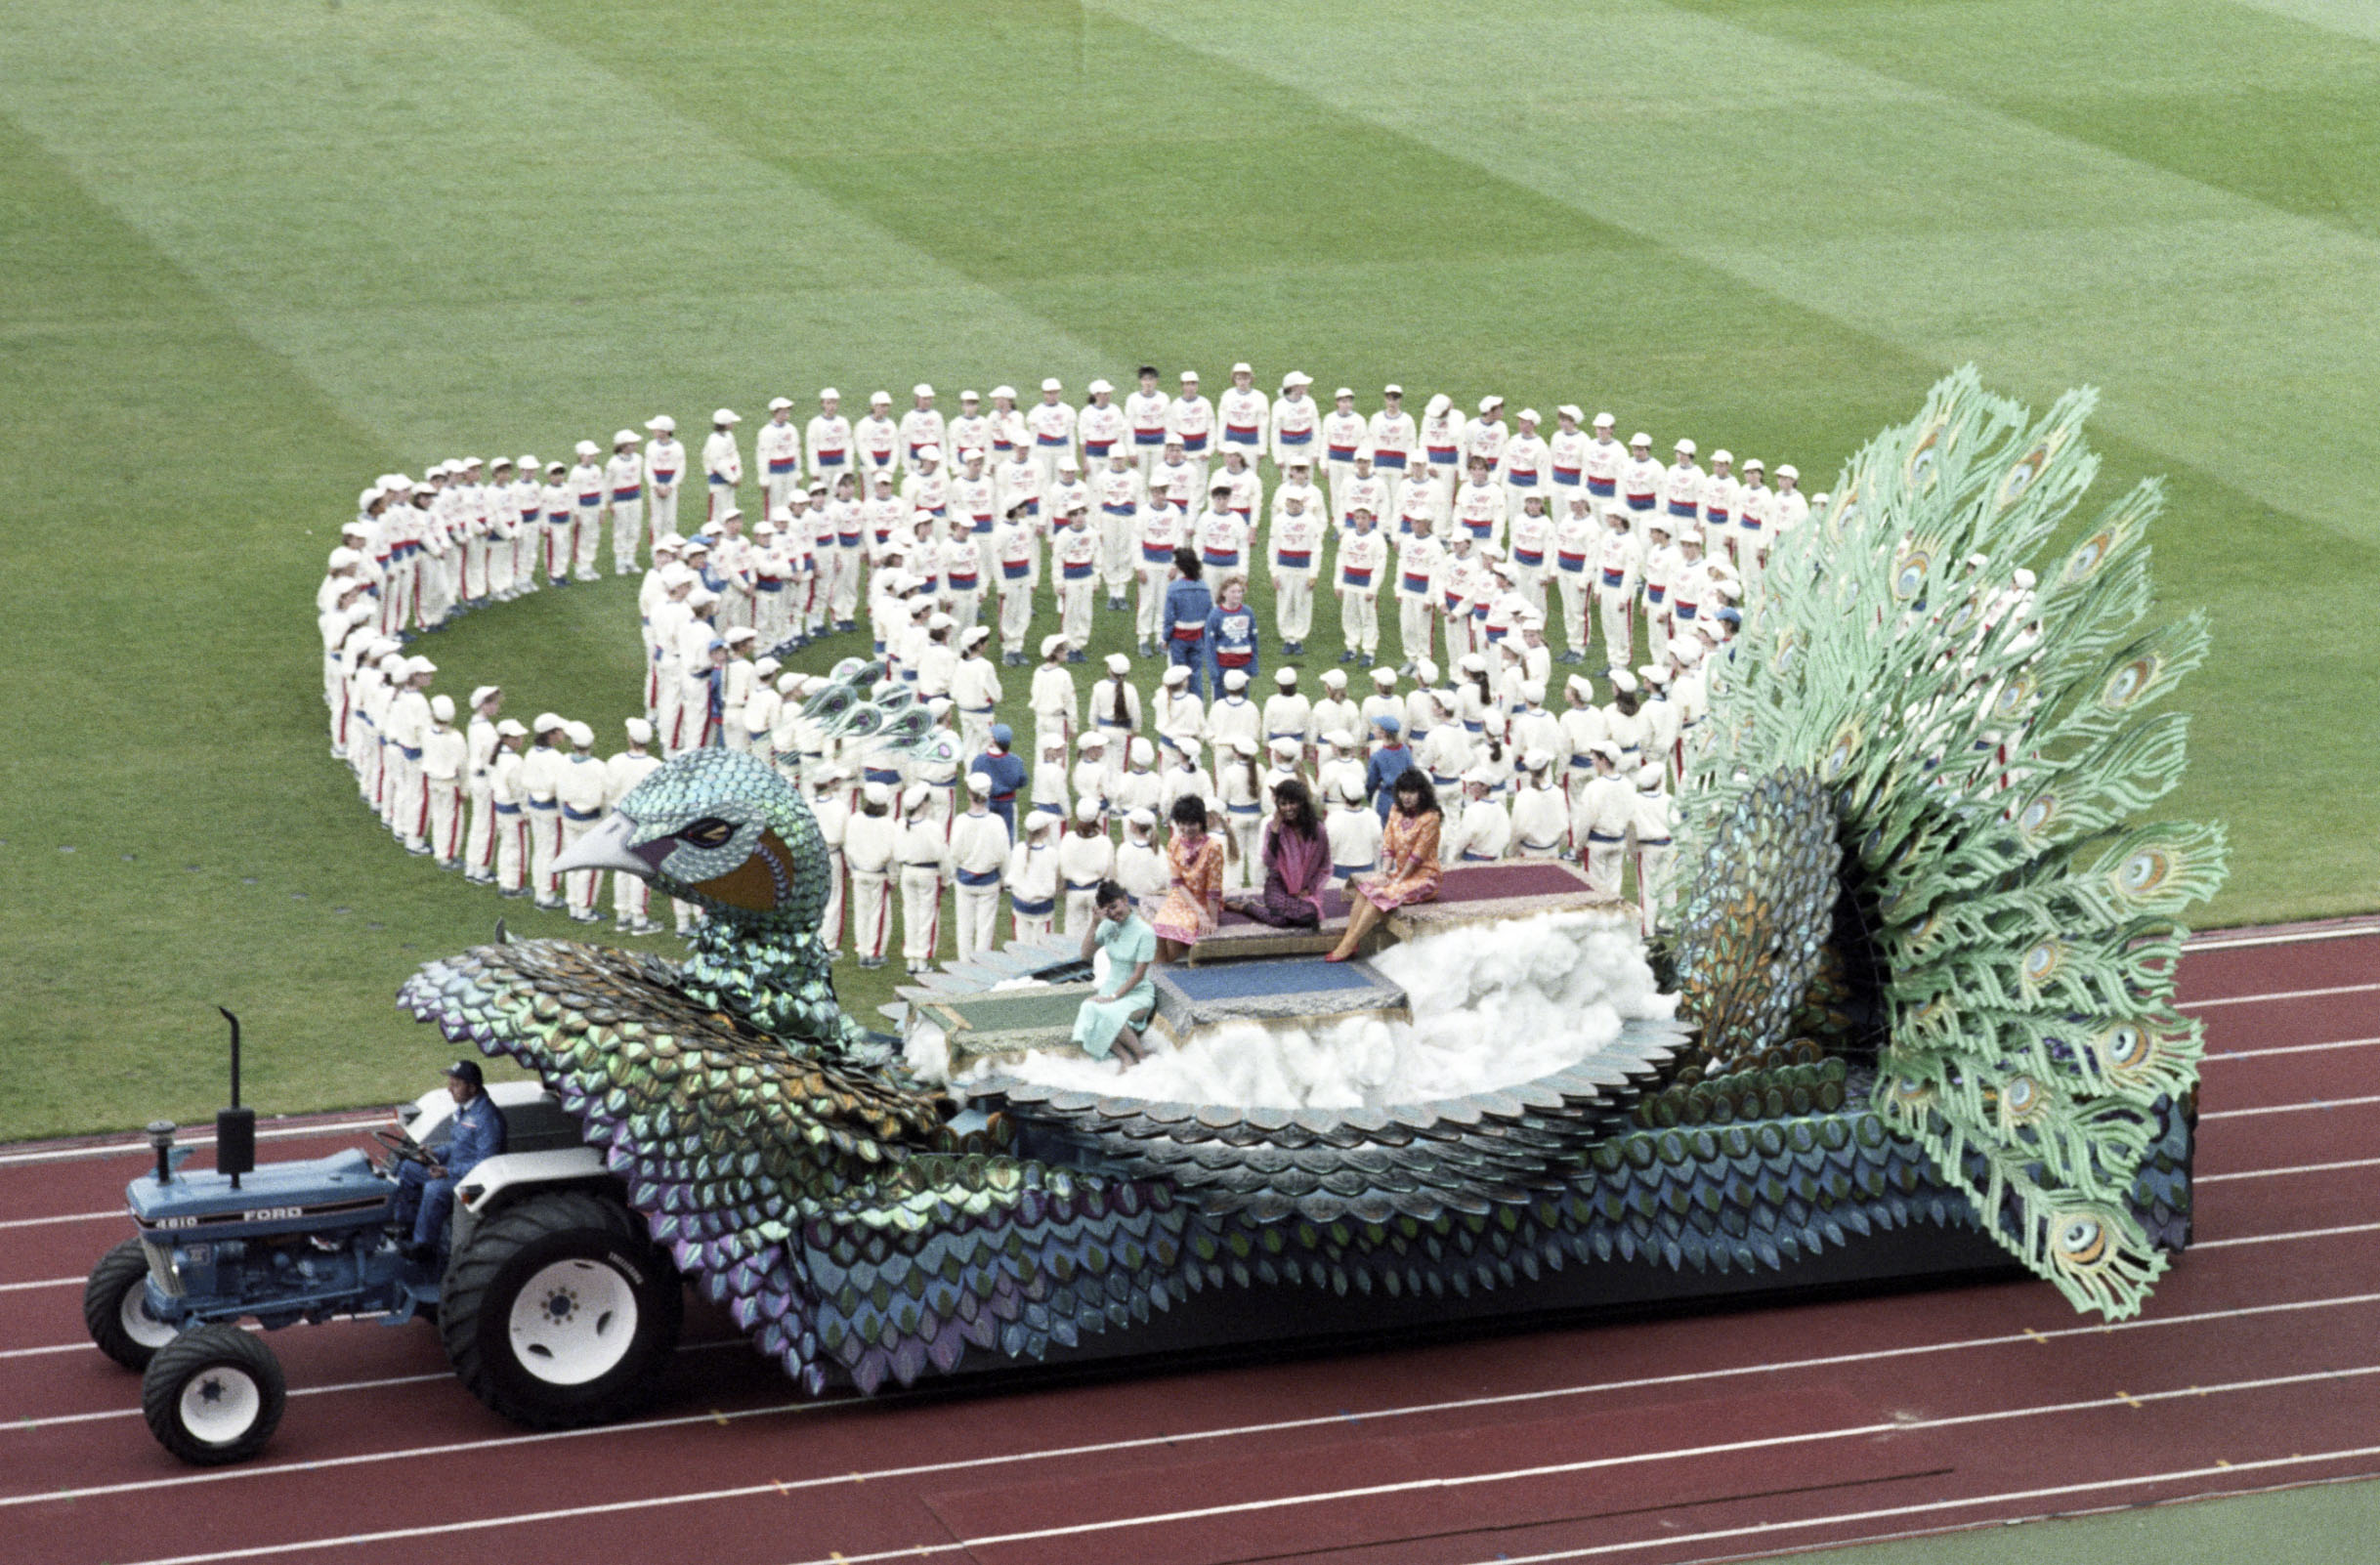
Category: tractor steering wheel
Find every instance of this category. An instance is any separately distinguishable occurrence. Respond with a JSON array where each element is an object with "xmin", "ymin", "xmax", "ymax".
[{"xmin": 374, "ymin": 1128, "xmax": 433, "ymax": 1169}]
